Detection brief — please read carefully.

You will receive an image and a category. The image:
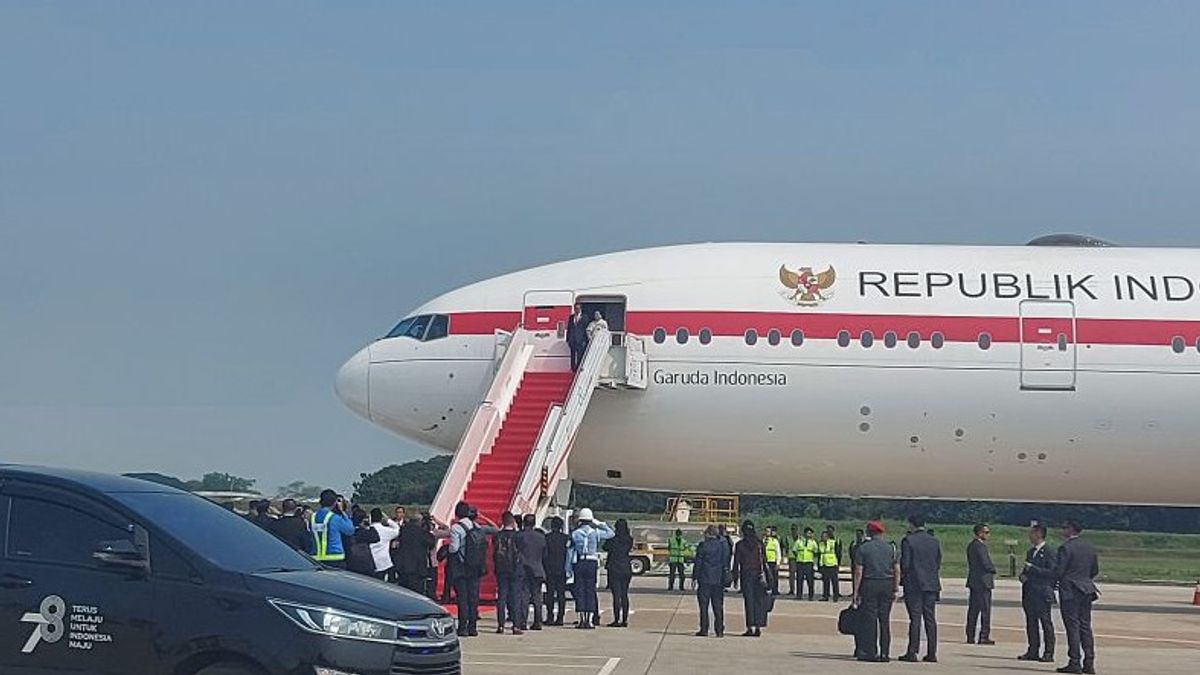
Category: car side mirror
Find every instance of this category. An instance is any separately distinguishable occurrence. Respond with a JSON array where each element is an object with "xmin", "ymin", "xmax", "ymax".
[{"xmin": 93, "ymin": 539, "xmax": 149, "ymax": 574}]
